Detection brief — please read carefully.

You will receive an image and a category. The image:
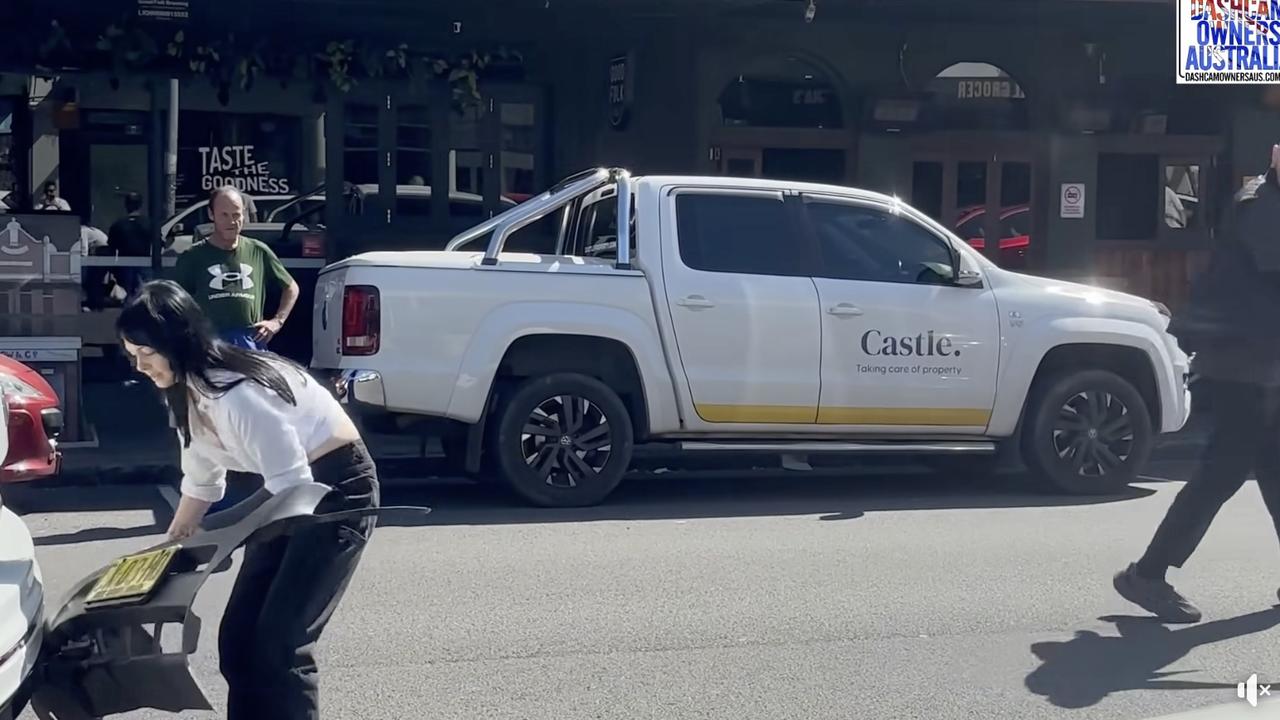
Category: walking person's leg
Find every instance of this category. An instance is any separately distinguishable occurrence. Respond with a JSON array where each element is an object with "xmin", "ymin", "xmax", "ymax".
[
  {"xmin": 1246, "ymin": 388, "xmax": 1280, "ymax": 605},
  {"xmin": 1114, "ymin": 380, "xmax": 1264, "ymax": 622}
]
